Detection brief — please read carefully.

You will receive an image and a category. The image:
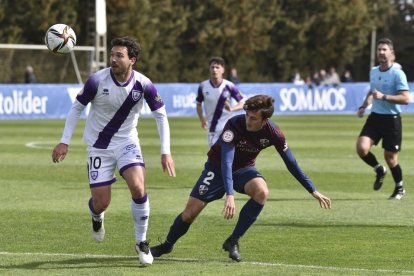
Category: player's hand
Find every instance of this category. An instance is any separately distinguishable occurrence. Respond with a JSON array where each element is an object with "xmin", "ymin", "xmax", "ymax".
[
  {"xmin": 52, "ymin": 143, "xmax": 68, "ymax": 163},
  {"xmin": 357, "ymin": 106, "xmax": 365, "ymax": 118},
  {"xmin": 222, "ymin": 195, "xmax": 236, "ymax": 219},
  {"xmin": 371, "ymin": 89, "xmax": 386, "ymax": 101},
  {"xmin": 161, "ymin": 154, "xmax": 176, "ymax": 177},
  {"xmin": 224, "ymin": 101, "xmax": 231, "ymax": 111},
  {"xmin": 311, "ymin": 191, "xmax": 332, "ymax": 209},
  {"xmin": 201, "ymin": 119, "xmax": 208, "ymax": 130}
]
